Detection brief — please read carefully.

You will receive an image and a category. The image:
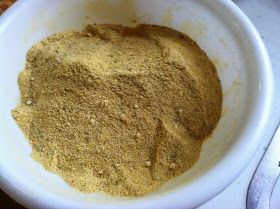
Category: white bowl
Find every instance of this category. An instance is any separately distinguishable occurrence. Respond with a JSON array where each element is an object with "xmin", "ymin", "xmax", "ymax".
[{"xmin": 0, "ymin": 0, "xmax": 273, "ymax": 208}]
